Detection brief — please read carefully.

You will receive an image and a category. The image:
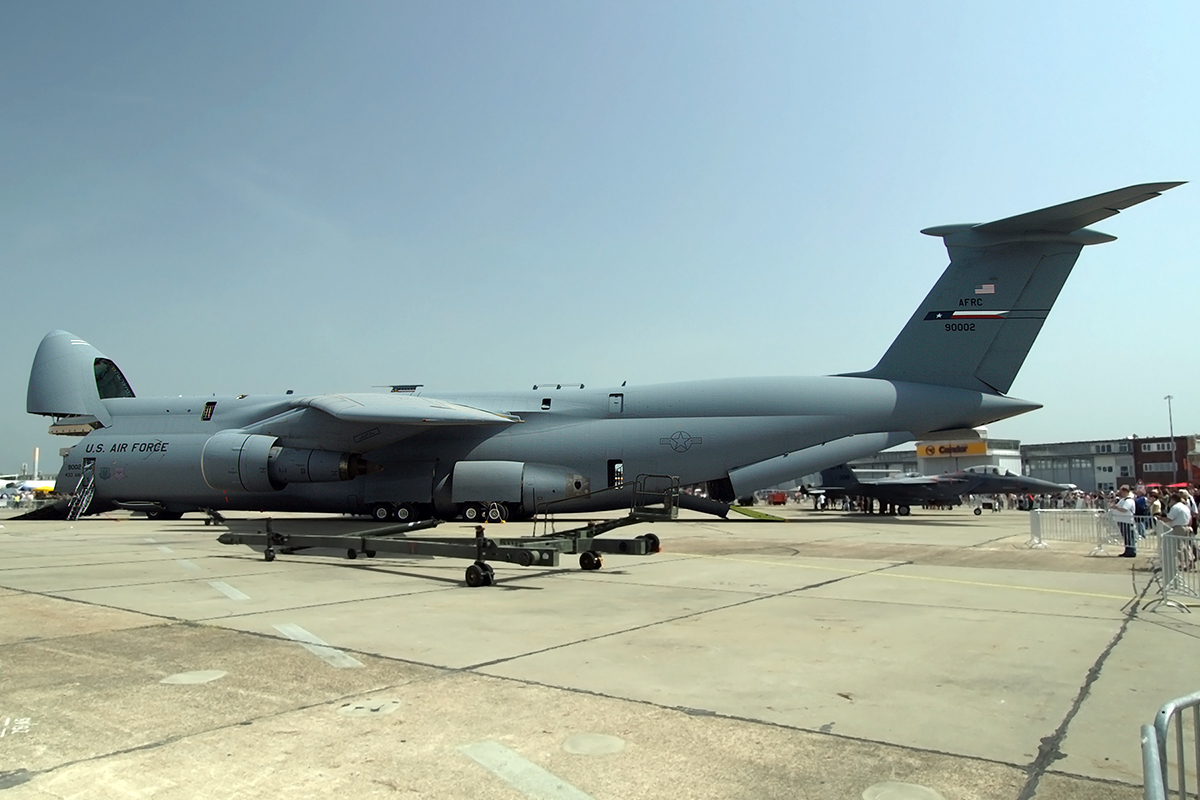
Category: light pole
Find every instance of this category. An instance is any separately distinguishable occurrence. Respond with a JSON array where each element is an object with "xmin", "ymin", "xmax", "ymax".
[{"xmin": 1165, "ymin": 395, "xmax": 1176, "ymax": 484}]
